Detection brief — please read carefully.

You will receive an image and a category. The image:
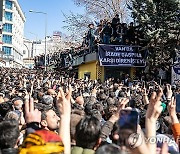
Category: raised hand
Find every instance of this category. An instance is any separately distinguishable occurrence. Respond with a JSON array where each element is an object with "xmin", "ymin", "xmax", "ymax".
[
  {"xmin": 57, "ymin": 85, "xmax": 72, "ymax": 117},
  {"xmin": 168, "ymin": 96, "xmax": 176, "ymax": 116},
  {"xmin": 146, "ymin": 87, "xmax": 163, "ymax": 121},
  {"xmin": 145, "ymin": 87, "xmax": 163, "ymax": 154},
  {"xmin": 166, "ymin": 84, "xmax": 172, "ymax": 101},
  {"xmin": 142, "ymin": 85, "xmax": 149, "ymax": 105},
  {"xmin": 168, "ymin": 96, "xmax": 179, "ymax": 124},
  {"xmin": 110, "ymin": 98, "xmax": 129, "ymax": 123},
  {"xmin": 57, "ymin": 85, "xmax": 72, "ymax": 154},
  {"xmin": 25, "ymin": 98, "xmax": 41, "ymax": 123}
]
